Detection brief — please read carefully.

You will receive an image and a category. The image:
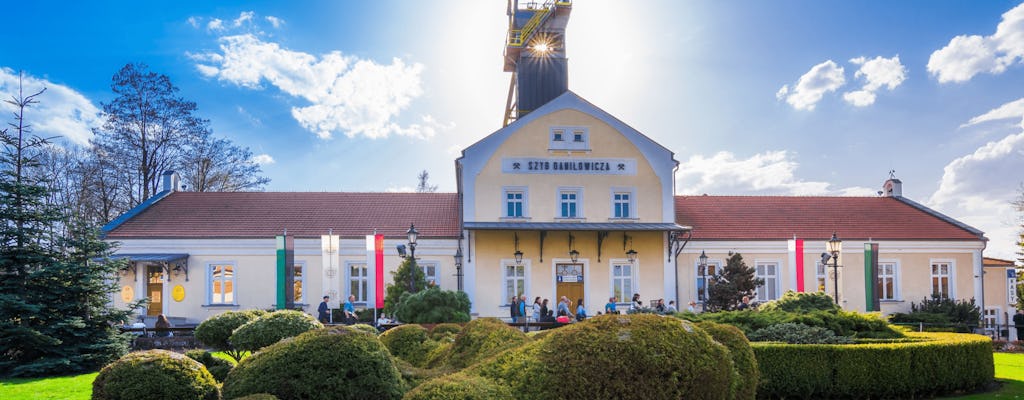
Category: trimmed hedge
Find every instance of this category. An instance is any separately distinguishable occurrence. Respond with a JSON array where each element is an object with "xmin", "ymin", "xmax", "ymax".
[
  {"xmin": 682, "ymin": 309, "xmax": 902, "ymax": 338},
  {"xmin": 229, "ymin": 310, "xmax": 323, "ymax": 352},
  {"xmin": 222, "ymin": 326, "xmax": 405, "ymax": 400},
  {"xmin": 430, "ymin": 323, "xmax": 463, "ymax": 341},
  {"xmin": 185, "ymin": 349, "xmax": 234, "ymax": 382},
  {"xmin": 757, "ymin": 291, "xmax": 839, "ymax": 313},
  {"xmin": 747, "ymin": 322, "xmax": 853, "ymax": 344},
  {"xmin": 194, "ymin": 309, "xmax": 267, "ymax": 362},
  {"xmin": 380, "ymin": 324, "xmax": 434, "ymax": 367},
  {"xmin": 92, "ymin": 349, "xmax": 219, "ymax": 400},
  {"xmin": 697, "ymin": 321, "xmax": 759, "ymax": 400},
  {"xmin": 753, "ymin": 331, "xmax": 994, "ymax": 399},
  {"xmin": 402, "ymin": 373, "xmax": 513, "ymax": 400},
  {"xmin": 469, "ymin": 314, "xmax": 733, "ymax": 400},
  {"xmin": 348, "ymin": 323, "xmax": 380, "ymax": 335},
  {"xmin": 234, "ymin": 395, "xmax": 278, "ymax": 400},
  {"xmin": 445, "ymin": 318, "xmax": 530, "ymax": 369}
]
